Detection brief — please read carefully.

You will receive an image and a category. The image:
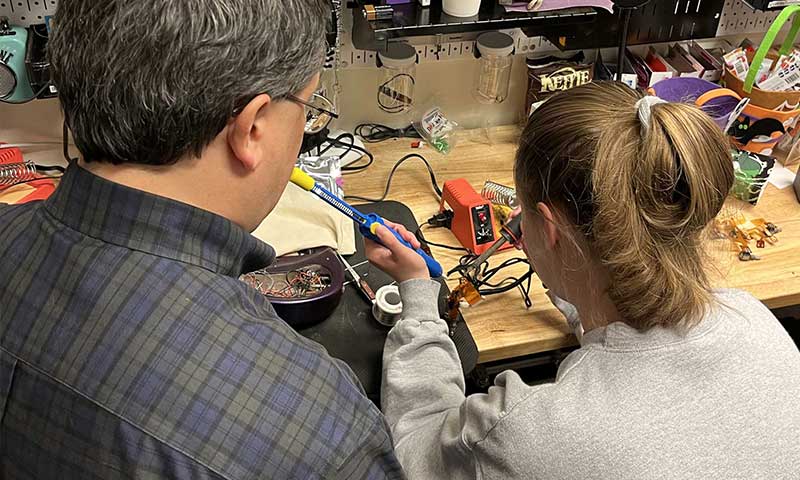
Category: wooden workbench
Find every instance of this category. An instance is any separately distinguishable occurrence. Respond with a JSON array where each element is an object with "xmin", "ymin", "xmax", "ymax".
[{"xmin": 345, "ymin": 126, "xmax": 800, "ymax": 363}]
